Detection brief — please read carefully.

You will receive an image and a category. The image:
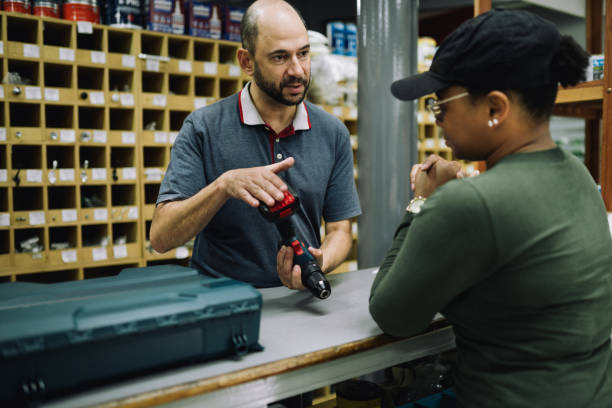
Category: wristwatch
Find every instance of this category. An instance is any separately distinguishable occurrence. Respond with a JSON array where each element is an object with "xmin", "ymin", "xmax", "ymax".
[{"xmin": 406, "ymin": 196, "xmax": 426, "ymax": 214}]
